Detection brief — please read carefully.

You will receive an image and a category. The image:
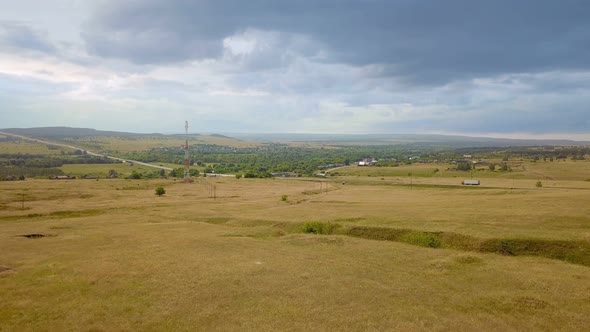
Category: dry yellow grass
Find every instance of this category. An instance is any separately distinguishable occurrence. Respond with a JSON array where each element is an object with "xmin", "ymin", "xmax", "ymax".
[
  {"xmin": 333, "ymin": 159, "xmax": 590, "ymax": 181},
  {"xmin": 81, "ymin": 136, "xmax": 188, "ymax": 153},
  {"xmin": 0, "ymin": 133, "xmax": 257, "ymax": 155},
  {"xmin": 60, "ymin": 135, "xmax": 258, "ymax": 153},
  {"xmin": 1, "ymin": 177, "xmax": 589, "ymax": 331},
  {"xmin": 0, "ymin": 140, "xmax": 65, "ymax": 155}
]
